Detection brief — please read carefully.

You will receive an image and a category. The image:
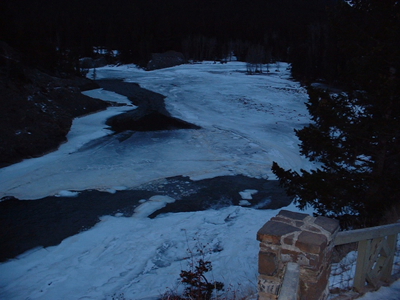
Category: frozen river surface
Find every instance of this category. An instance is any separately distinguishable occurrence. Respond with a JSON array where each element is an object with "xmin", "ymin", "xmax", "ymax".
[
  {"xmin": 0, "ymin": 62, "xmax": 321, "ymax": 300},
  {"xmin": 0, "ymin": 61, "xmax": 313, "ymax": 200}
]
